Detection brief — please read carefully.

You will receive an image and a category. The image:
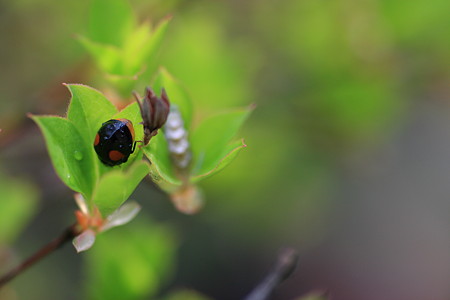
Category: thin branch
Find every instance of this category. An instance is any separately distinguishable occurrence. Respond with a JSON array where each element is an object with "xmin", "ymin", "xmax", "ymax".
[
  {"xmin": 0, "ymin": 223, "xmax": 80, "ymax": 288},
  {"xmin": 244, "ymin": 247, "xmax": 299, "ymax": 300}
]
